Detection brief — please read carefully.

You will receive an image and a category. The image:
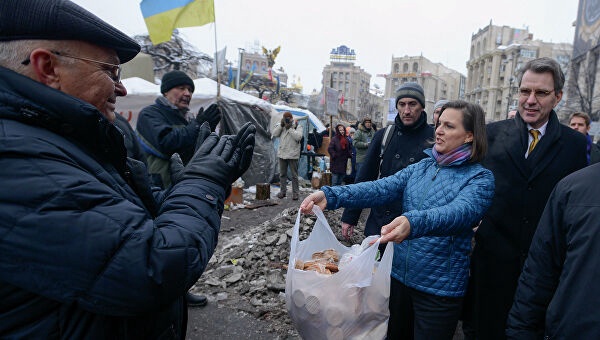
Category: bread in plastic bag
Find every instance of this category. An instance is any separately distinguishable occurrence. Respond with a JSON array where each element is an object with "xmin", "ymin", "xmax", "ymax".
[{"xmin": 285, "ymin": 206, "xmax": 393, "ymax": 339}]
